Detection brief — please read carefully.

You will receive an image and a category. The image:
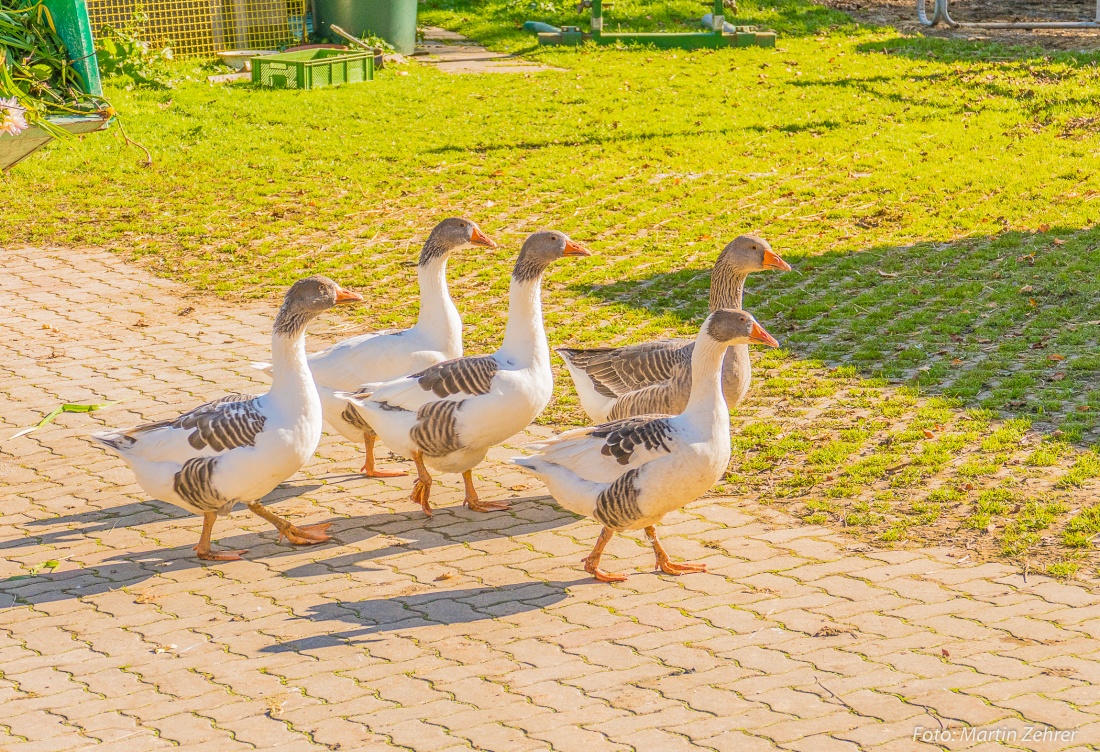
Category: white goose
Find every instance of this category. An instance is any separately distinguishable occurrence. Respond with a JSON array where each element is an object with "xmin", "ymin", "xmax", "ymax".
[
  {"xmin": 92, "ymin": 276, "xmax": 363, "ymax": 561},
  {"xmin": 260, "ymin": 218, "xmax": 496, "ymax": 477},
  {"xmin": 512, "ymin": 309, "xmax": 778, "ymax": 582},
  {"xmin": 557, "ymin": 236, "xmax": 790, "ymax": 422},
  {"xmin": 339, "ymin": 230, "xmax": 591, "ymax": 516}
]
